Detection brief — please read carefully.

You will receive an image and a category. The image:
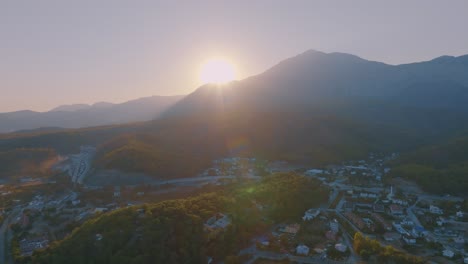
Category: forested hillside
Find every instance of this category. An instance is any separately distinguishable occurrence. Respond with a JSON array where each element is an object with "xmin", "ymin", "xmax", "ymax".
[
  {"xmin": 23, "ymin": 173, "xmax": 328, "ymax": 264},
  {"xmin": 0, "ymin": 148, "xmax": 57, "ymax": 179},
  {"xmin": 390, "ymin": 135, "xmax": 468, "ymax": 195}
]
